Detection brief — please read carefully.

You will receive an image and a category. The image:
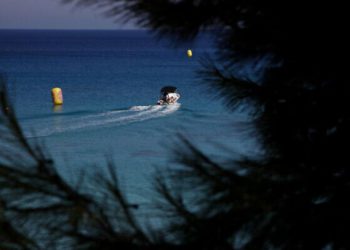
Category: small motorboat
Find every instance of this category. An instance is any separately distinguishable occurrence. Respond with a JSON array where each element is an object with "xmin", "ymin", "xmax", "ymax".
[{"xmin": 157, "ymin": 86, "xmax": 180, "ymax": 105}]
